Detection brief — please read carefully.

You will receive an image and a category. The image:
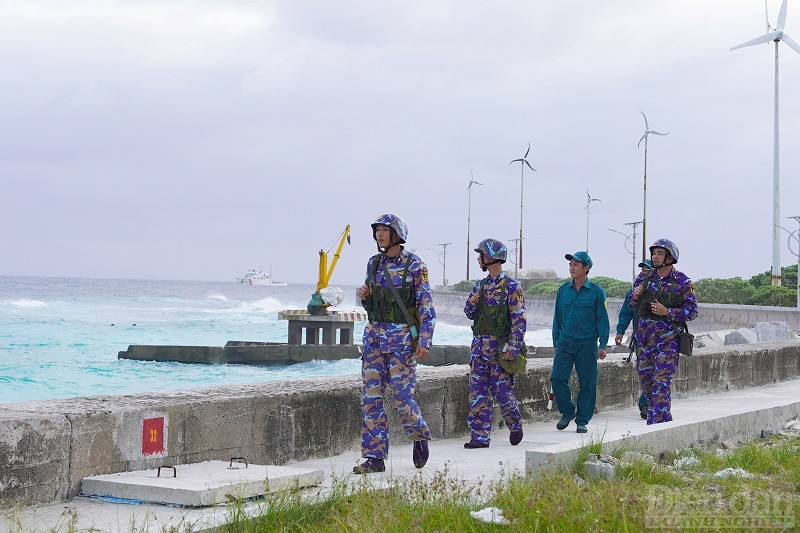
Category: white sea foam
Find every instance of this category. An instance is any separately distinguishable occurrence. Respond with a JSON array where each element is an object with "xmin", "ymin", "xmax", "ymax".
[
  {"xmin": 208, "ymin": 294, "xmax": 228, "ymax": 301},
  {"xmin": 8, "ymin": 299, "xmax": 47, "ymax": 308}
]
